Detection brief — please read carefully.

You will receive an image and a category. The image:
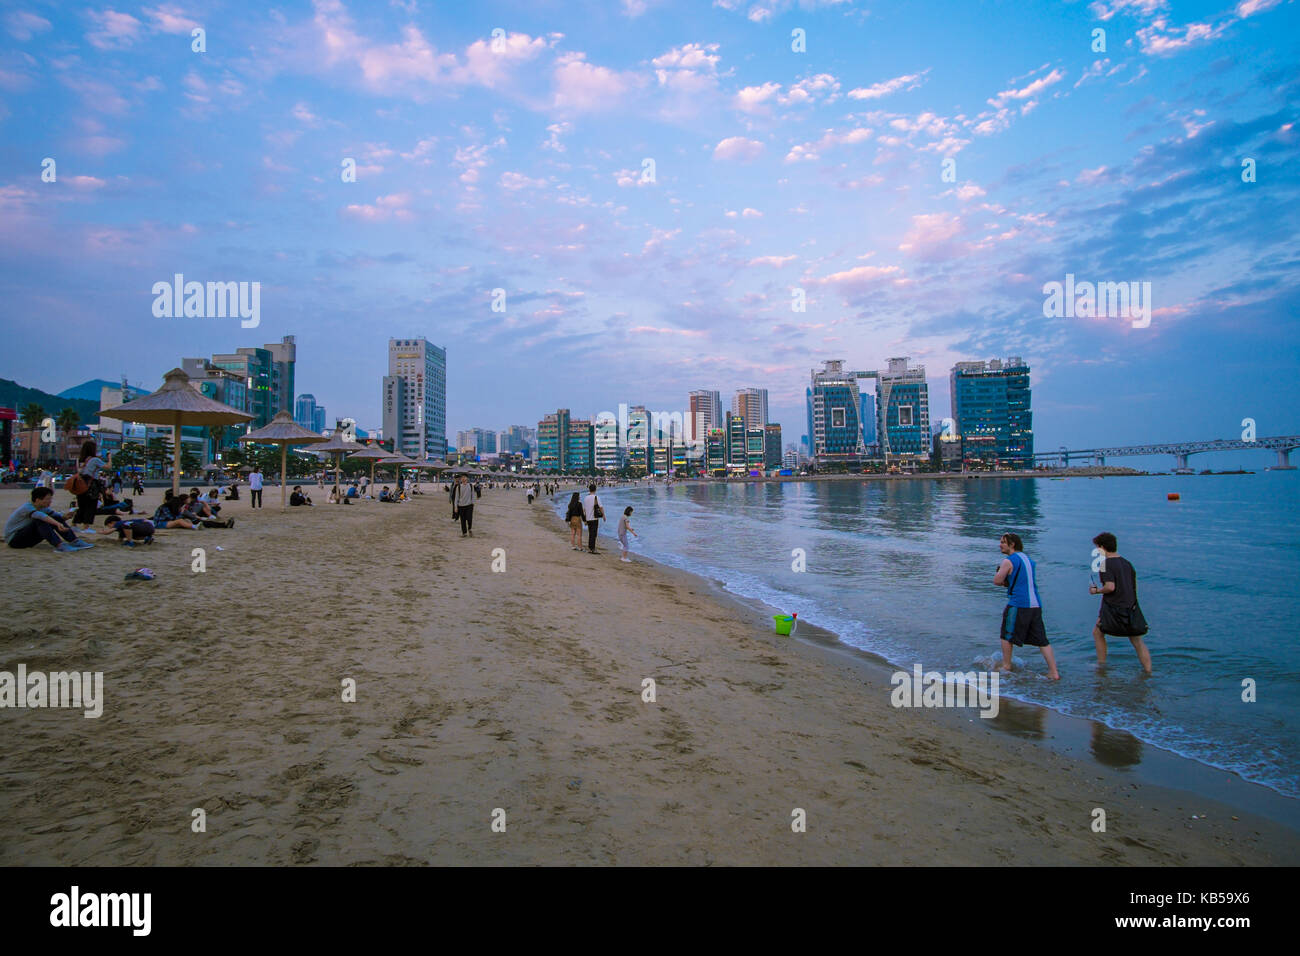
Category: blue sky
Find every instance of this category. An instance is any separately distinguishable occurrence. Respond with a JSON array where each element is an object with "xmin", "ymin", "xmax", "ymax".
[{"xmin": 1, "ymin": 0, "xmax": 1297, "ymax": 466}]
